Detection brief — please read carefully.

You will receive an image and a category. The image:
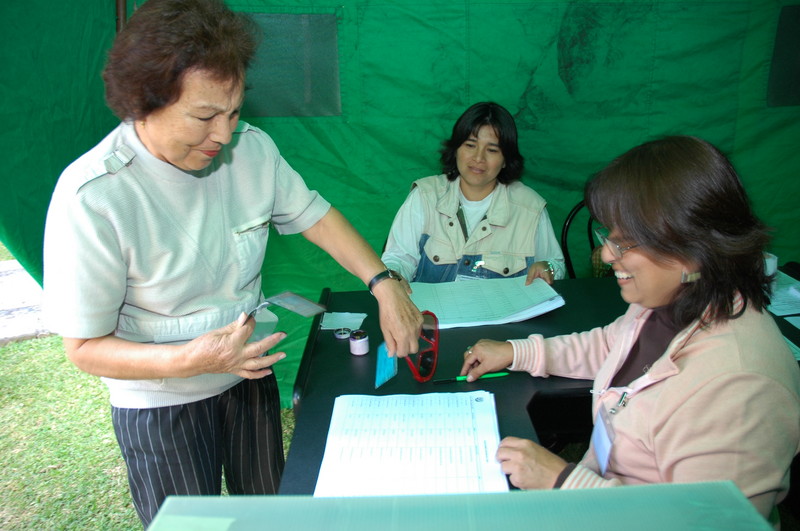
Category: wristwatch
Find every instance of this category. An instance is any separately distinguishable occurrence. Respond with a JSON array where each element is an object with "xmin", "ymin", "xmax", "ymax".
[{"xmin": 368, "ymin": 269, "xmax": 402, "ymax": 294}]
